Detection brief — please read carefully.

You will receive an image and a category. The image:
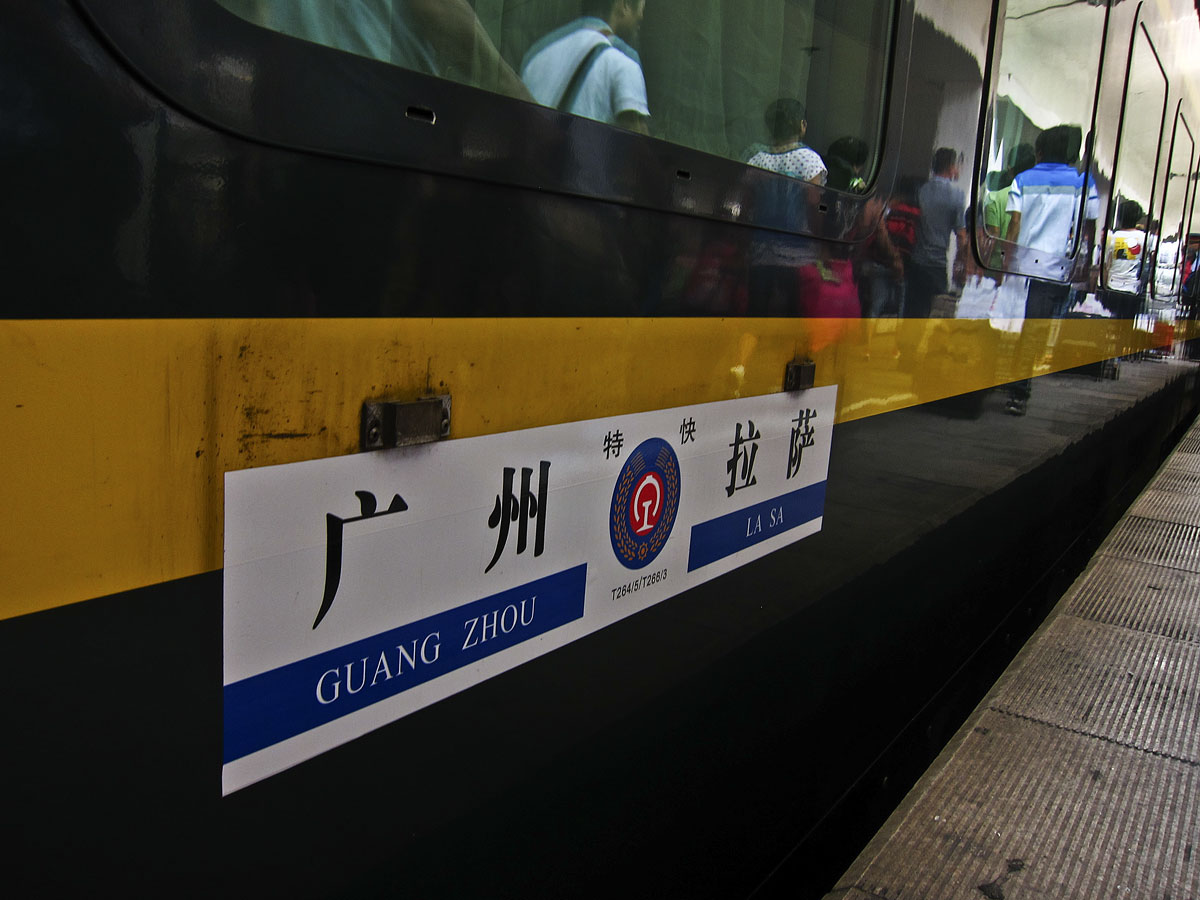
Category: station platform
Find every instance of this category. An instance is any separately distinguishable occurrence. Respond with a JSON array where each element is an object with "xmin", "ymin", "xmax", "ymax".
[{"xmin": 823, "ymin": 409, "xmax": 1200, "ymax": 899}]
